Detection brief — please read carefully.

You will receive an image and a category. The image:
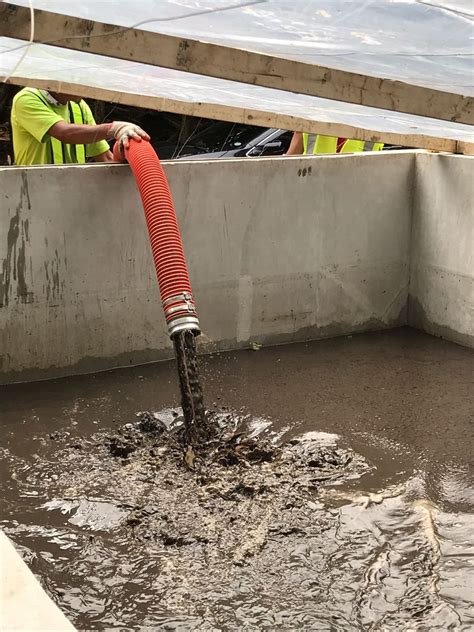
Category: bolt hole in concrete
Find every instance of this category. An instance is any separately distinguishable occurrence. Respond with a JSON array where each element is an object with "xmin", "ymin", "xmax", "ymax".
[{"xmin": 0, "ymin": 328, "xmax": 473, "ymax": 630}]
